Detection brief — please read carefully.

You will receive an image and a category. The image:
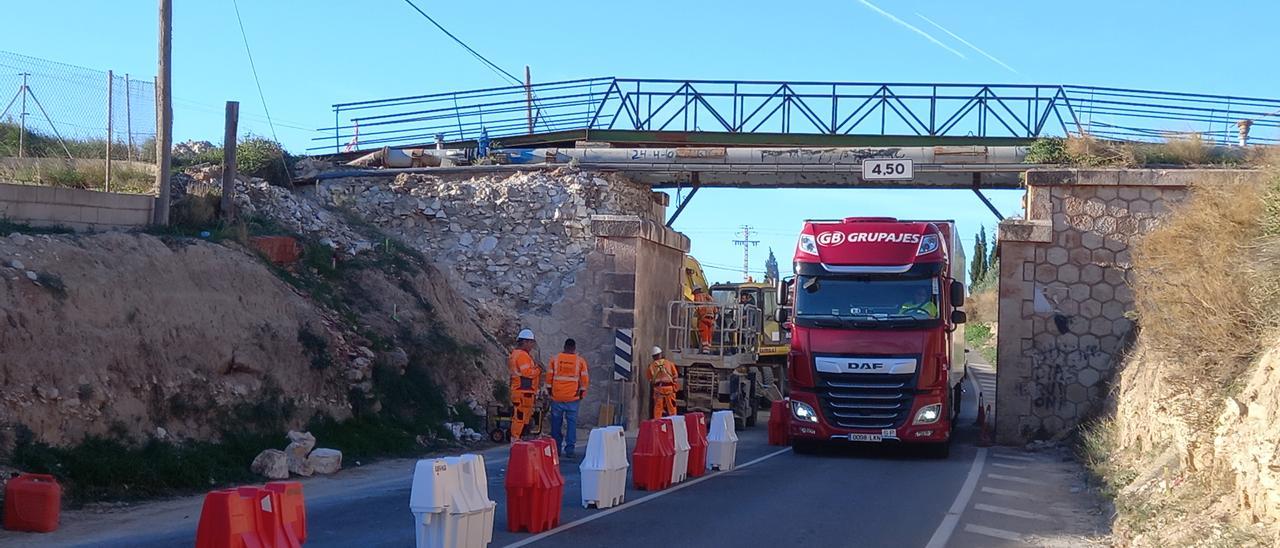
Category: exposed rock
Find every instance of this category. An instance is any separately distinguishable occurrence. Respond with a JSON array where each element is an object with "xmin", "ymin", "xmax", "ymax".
[
  {"xmin": 251, "ymin": 449, "xmax": 290, "ymax": 480},
  {"xmin": 307, "ymin": 448, "xmax": 343, "ymax": 475},
  {"xmin": 9, "ymin": 259, "xmax": 24, "ymax": 270},
  {"xmin": 285, "ymin": 430, "xmax": 316, "ymax": 477}
]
